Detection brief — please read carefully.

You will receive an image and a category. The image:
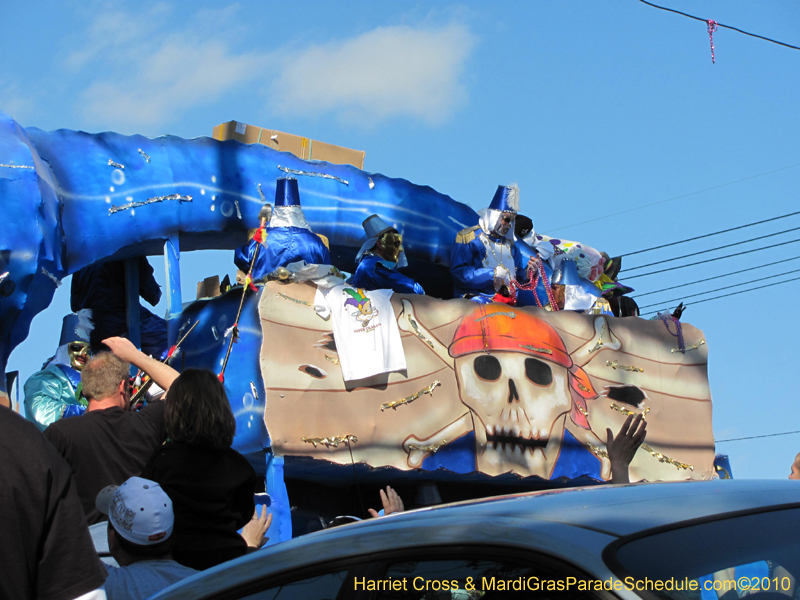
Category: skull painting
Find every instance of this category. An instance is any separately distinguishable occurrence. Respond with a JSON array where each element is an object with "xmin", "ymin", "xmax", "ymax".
[
  {"xmin": 447, "ymin": 304, "xmax": 597, "ymax": 478},
  {"xmin": 455, "ymin": 353, "xmax": 571, "ymax": 476}
]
